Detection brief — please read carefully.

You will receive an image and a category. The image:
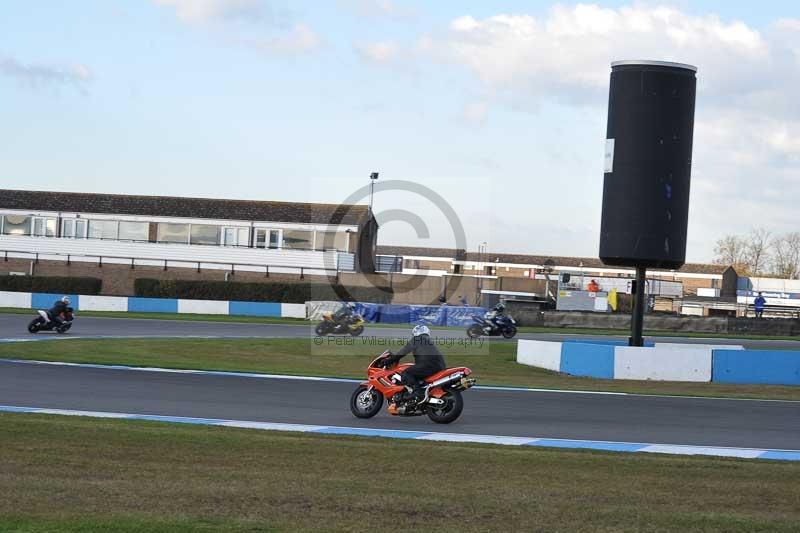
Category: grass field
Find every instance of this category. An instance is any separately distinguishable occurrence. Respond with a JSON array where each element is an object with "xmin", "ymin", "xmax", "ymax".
[
  {"xmin": 1, "ymin": 337, "xmax": 798, "ymax": 400},
  {"xmin": 1, "ymin": 412, "xmax": 798, "ymax": 532}
]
